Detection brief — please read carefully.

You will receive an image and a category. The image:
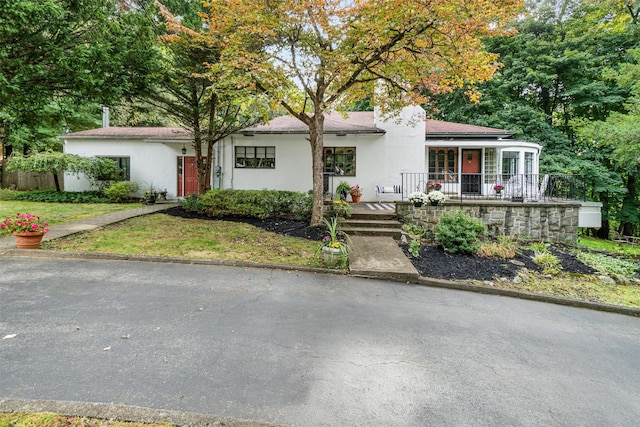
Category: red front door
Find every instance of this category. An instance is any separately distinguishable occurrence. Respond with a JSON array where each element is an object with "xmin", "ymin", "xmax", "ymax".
[
  {"xmin": 177, "ymin": 156, "xmax": 199, "ymax": 197},
  {"xmin": 461, "ymin": 149, "xmax": 482, "ymax": 194}
]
